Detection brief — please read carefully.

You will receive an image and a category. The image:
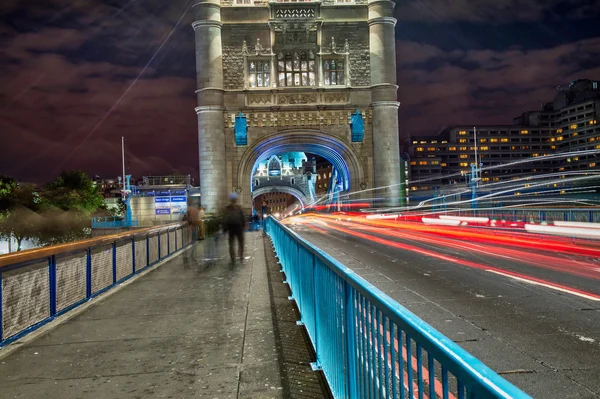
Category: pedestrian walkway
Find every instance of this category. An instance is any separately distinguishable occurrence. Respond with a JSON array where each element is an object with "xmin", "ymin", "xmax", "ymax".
[{"xmin": 0, "ymin": 232, "xmax": 329, "ymax": 398}]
